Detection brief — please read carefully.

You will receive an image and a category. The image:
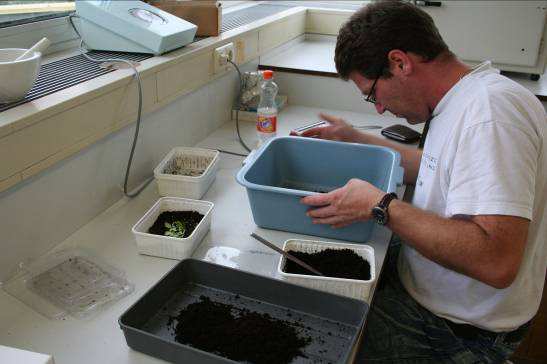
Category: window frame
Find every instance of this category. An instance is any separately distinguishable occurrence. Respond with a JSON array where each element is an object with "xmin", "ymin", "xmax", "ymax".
[
  {"xmin": 0, "ymin": 0, "xmax": 365, "ymax": 57},
  {"xmin": 0, "ymin": 15, "xmax": 79, "ymax": 55},
  {"xmin": 0, "ymin": 11, "xmax": 71, "ymax": 29},
  {"xmin": 0, "ymin": 0, "xmax": 254, "ymax": 55},
  {"xmin": 0, "ymin": 0, "xmax": 75, "ymax": 28}
]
